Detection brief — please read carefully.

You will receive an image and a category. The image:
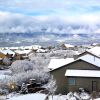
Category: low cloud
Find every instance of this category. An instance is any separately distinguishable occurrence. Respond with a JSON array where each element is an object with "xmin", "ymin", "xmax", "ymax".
[{"xmin": 0, "ymin": 11, "xmax": 100, "ymax": 34}]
